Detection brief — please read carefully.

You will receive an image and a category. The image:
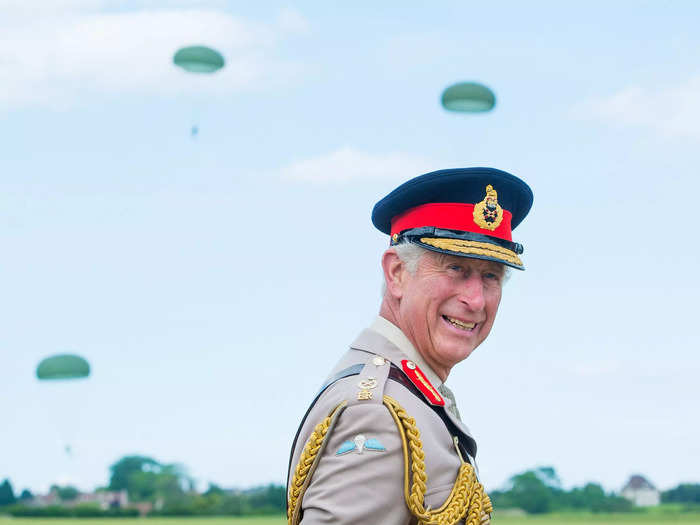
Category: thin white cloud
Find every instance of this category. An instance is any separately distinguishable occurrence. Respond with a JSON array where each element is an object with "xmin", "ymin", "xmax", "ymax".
[
  {"xmin": 0, "ymin": 0, "xmax": 227, "ymax": 16},
  {"xmin": 0, "ymin": 5, "xmax": 309, "ymax": 110},
  {"xmin": 0, "ymin": 0, "xmax": 106, "ymax": 12},
  {"xmin": 572, "ymin": 75, "xmax": 700, "ymax": 141},
  {"xmin": 279, "ymin": 146, "xmax": 436, "ymax": 184},
  {"xmin": 275, "ymin": 6, "xmax": 311, "ymax": 36}
]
